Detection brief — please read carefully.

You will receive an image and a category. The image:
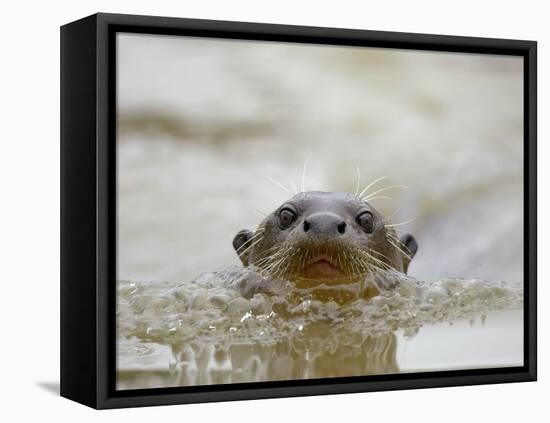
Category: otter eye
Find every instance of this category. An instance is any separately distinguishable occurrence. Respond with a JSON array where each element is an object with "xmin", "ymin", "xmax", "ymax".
[
  {"xmin": 279, "ymin": 208, "xmax": 297, "ymax": 229},
  {"xmin": 356, "ymin": 211, "xmax": 375, "ymax": 233}
]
